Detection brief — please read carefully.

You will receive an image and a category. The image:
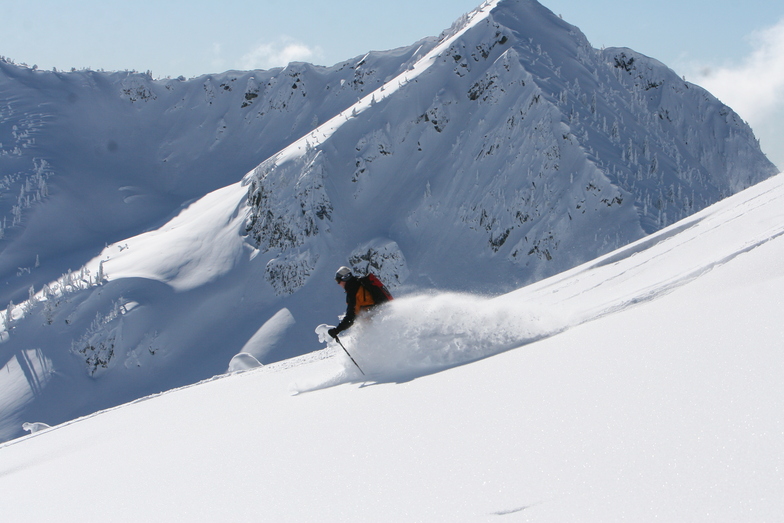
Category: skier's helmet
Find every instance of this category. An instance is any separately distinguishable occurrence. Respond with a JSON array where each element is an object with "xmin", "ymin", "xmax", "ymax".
[{"xmin": 335, "ymin": 266, "xmax": 353, "ymax": 283}]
